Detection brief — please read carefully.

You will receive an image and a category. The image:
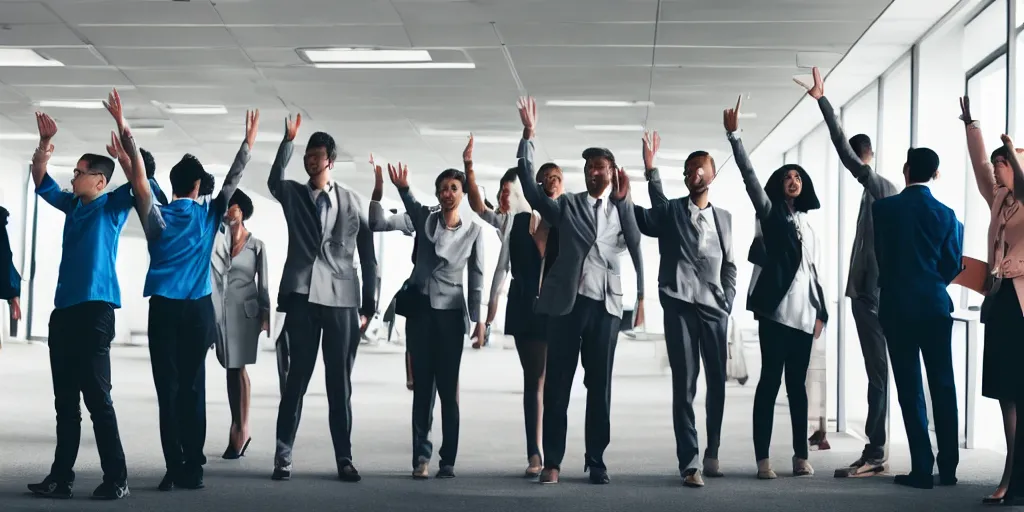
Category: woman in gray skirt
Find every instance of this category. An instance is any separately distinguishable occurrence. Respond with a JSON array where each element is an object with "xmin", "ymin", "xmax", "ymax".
[{"xmin": 211, "ymin": 189, "xmax": 270, "ymax": 460}]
